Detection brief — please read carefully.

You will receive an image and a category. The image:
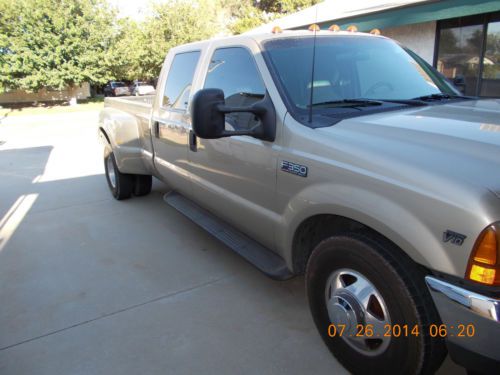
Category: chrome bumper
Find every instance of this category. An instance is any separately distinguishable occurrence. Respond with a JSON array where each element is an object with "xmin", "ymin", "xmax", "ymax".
[{"xmin": 425, "ymin": 276, "xmax": 500, "ymax": 369}]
